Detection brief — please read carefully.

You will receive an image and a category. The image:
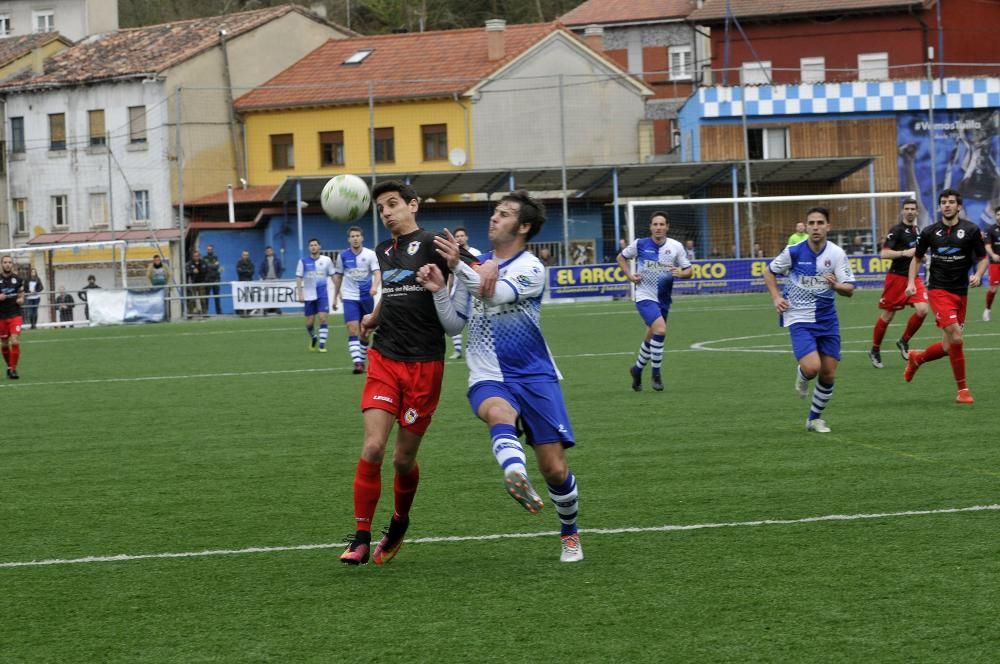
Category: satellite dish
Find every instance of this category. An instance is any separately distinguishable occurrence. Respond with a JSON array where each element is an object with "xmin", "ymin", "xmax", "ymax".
[{"xmin": 448, "ymin": 148, "xmax": 467, "ymax": 167}]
